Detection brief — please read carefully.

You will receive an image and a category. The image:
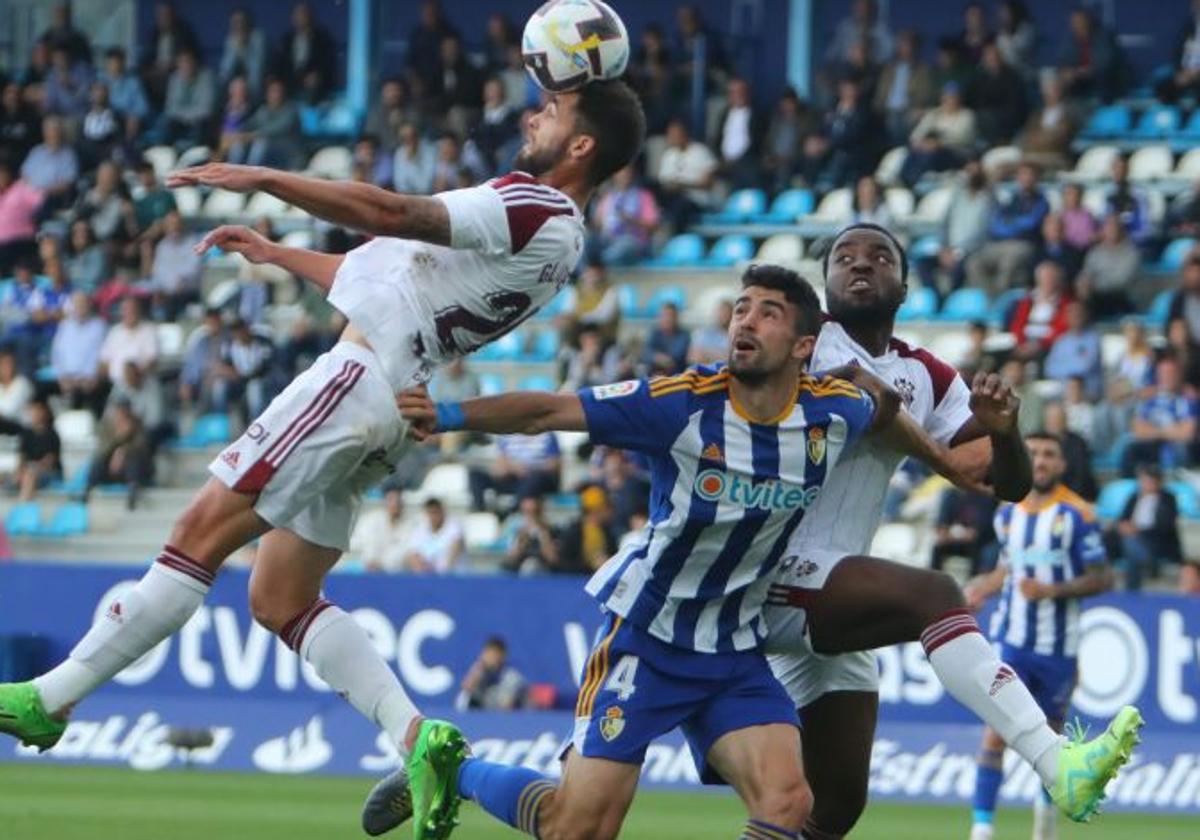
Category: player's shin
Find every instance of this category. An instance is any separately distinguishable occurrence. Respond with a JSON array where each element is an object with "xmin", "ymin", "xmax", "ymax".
[
  {"xmin": 920, "ymin": 610, "xmax": 1062, "ymax": 787},
  {"xmin": 456, "ymin": 757, "xmax": 556, "ymax": 836},
  {"xmin": 285, "ymin": 599, "xmax": 421, "ymax": 757},
  {"xmin": 33, "ymin": 546, "xmax": 212, "ymax": 715}
]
